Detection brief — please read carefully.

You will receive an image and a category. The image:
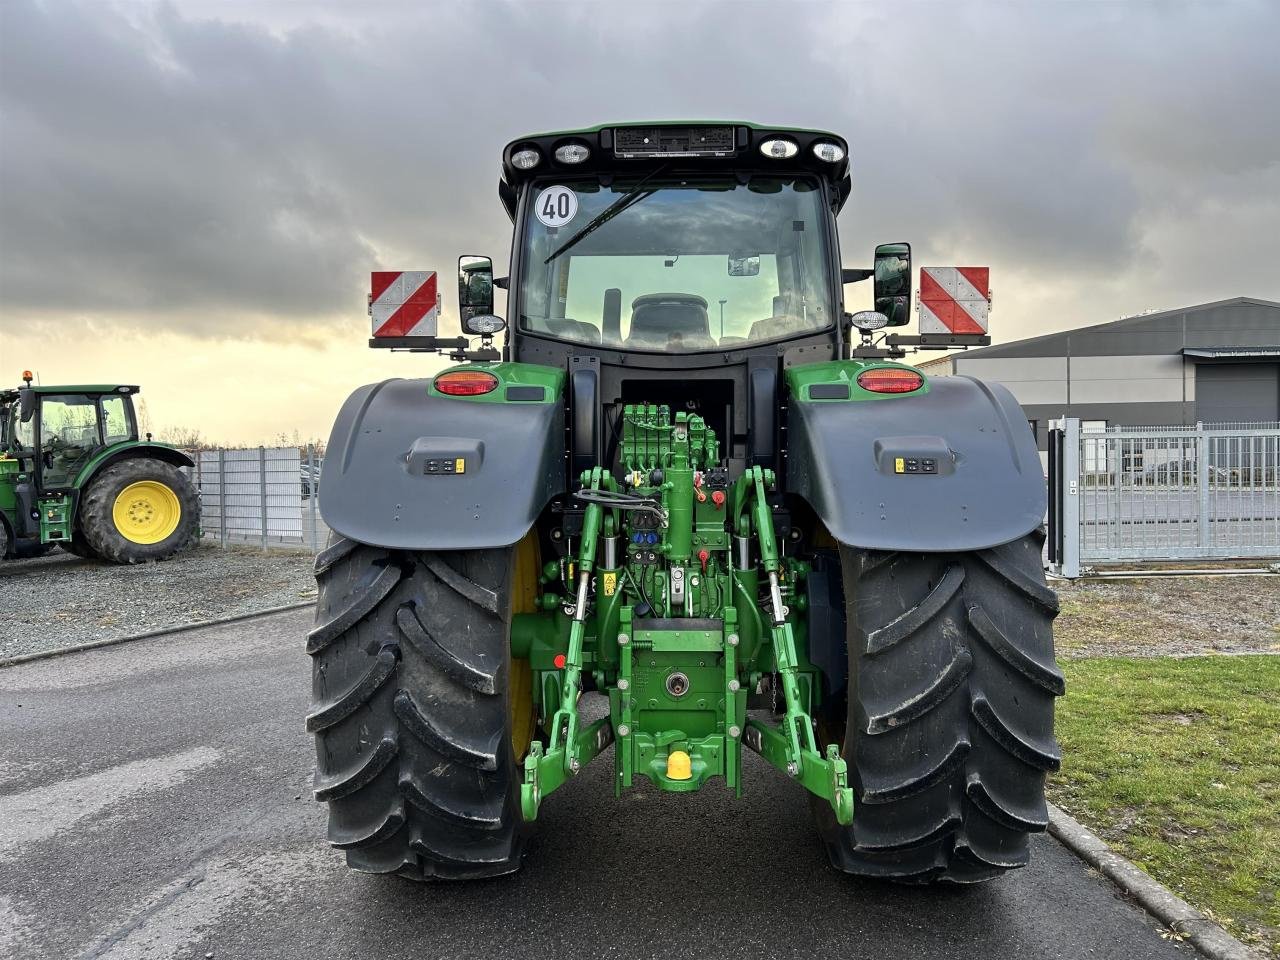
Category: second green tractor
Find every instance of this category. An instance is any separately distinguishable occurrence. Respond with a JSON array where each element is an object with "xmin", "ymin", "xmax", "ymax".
[{"xmin": 1, "ymin": 377, "xmax": 198, "ymax": 563}]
